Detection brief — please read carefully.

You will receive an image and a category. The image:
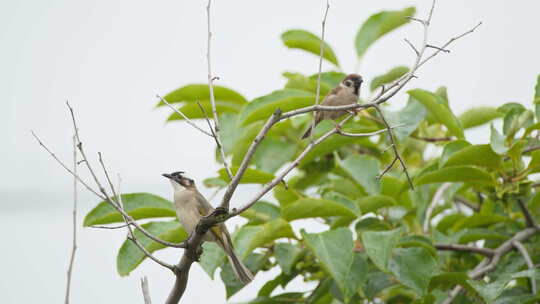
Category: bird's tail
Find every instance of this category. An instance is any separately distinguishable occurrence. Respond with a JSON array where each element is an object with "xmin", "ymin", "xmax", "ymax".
[
  {"xmin": 226, "ymin": 250, "xmax": 253, "ymax": 284},
  {"xmin": 217, "ymin": 231, "xmax": 253, "ymax": 284}
]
